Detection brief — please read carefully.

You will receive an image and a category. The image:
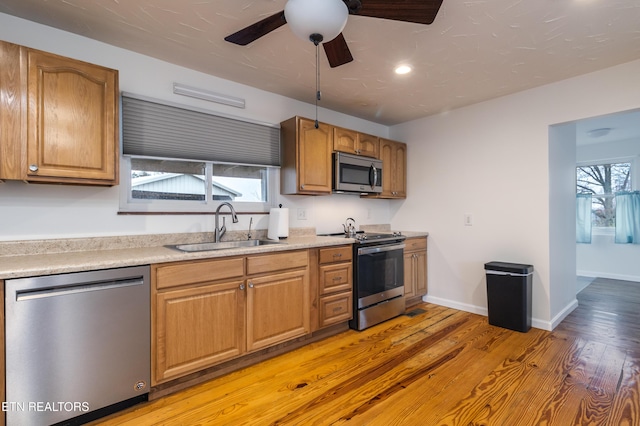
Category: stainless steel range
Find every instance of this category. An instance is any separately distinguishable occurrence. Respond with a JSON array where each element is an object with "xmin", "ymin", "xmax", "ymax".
[
  {"xmin": 321, "ymin": 230, "xmax": 406, "ymax": 330},
  {"xmin": 350, "ymin": 232, "xmax": 406, "ymax": 330}
]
